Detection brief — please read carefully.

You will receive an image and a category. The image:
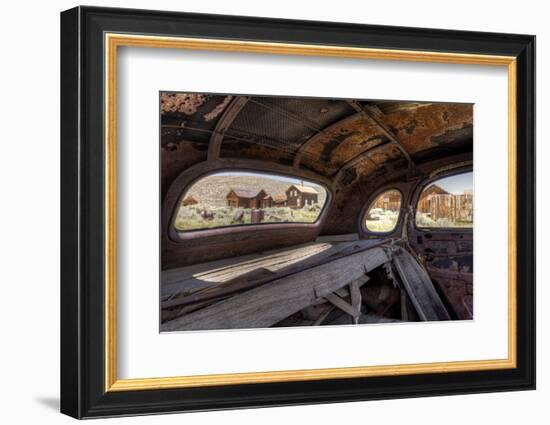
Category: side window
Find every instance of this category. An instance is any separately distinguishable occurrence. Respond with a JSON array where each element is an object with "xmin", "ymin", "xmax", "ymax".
[
  {"xmin": 415, "ymin": 171, "xmax": 473, "ymax": 228},
  {"xmin": 365, "ymin": 189, "xmax": 402, "ymax": 233},
  {"xmin": 175, "ymin": 171, "xmax": 328, "ymax": 232}
]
